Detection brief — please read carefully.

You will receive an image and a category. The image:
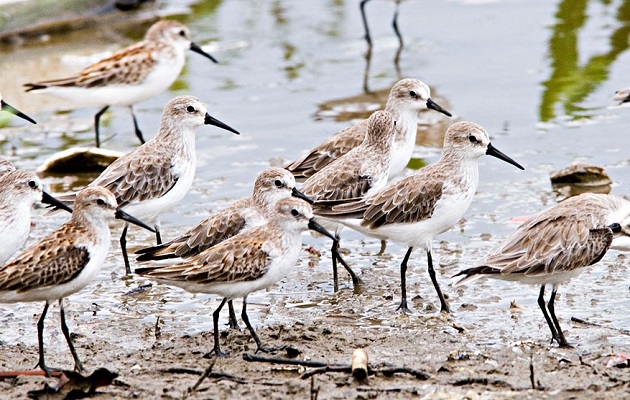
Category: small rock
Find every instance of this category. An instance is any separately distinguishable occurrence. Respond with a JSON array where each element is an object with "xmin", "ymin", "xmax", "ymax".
[{"xmin": 550, "ymin": 163, "xmax": 612, "ymax": 198}]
